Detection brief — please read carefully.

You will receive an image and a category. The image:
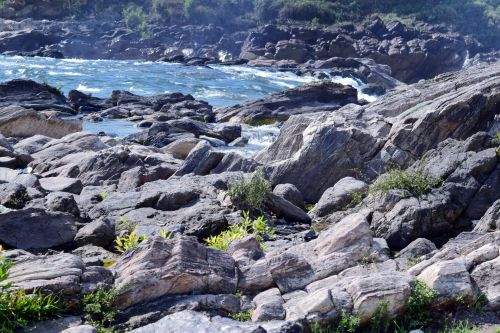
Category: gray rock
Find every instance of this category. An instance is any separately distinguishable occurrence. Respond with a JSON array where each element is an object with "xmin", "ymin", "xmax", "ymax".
[
  {"xmin": 113, "ymin": 236, "xmax": 237, "ymax": 309},
  {"xmin": 397, "ymin": 238, "xmax": 437, "ymax": 259},
  {"xmin": 46, "ymin": 191, "xmax": 80, "ymax": 215},
  {"xmin": 26, "ymin": 316, "xmax": 83, "ymax": 333},
  {"xmin": 311, "ymin": 177, "xmax": 368, "ymax": 217},
  {"xmin": 0, "ymin": 182, "xmax": 29, "ymax": 209},
  {"xmin": 175, "ymin": 141, "xmax": 224, "ymax": 176},
  {"xmin": 0, "ymin": 208, "xmax": 78, "ymax": 249},
  {"xmin": 471, "ymin": 256, "xmax": 500, "ymax": 310},
  {"xmin": 252, "ymin": 288, "xmax": 285, "ymax": 321},
  {"xmin": 162, "ymin": 138, "xmax": 202, "ymax": 159},
  {"xmin": 273, "ymin": 183, "xmax": 305, "ymax": 209},
  {"xmin": 75, "ymin": 218, "xmax": 115, "ymax": 248},
  {"xmin": 39, "ymin": 176, "xmax": 84, "ymax": 194},
  {"xmin": 2, "ymin": 250, "xmax": 84, "ymax": 296},
  {"xmin": 62, "ymin": 325, "xmax": 98, "ymax": 333},
  {"xmin": 265, "ymin": 192, "xmax": 311, "ymax": 224},
  {"xmin": 474, "ymin": 199, "xmax": 500, "ymax": 232}
]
